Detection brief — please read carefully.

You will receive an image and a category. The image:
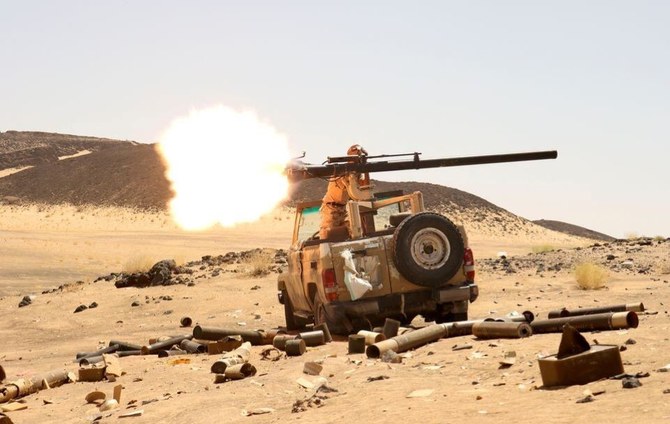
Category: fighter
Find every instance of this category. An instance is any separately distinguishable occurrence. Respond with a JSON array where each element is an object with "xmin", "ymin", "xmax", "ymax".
[{"xmin": 318, "ymin": 144, "xmax": 369, "ymax": 239}]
